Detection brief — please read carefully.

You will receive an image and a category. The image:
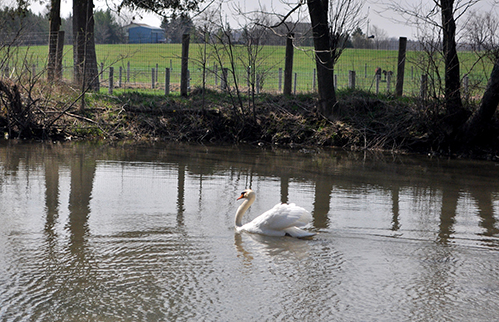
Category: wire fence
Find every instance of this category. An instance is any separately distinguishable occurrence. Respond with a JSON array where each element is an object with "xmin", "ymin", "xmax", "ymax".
[{"xmin": 1, "ymin": 40, "xmax": 492, "ymax": 99}]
